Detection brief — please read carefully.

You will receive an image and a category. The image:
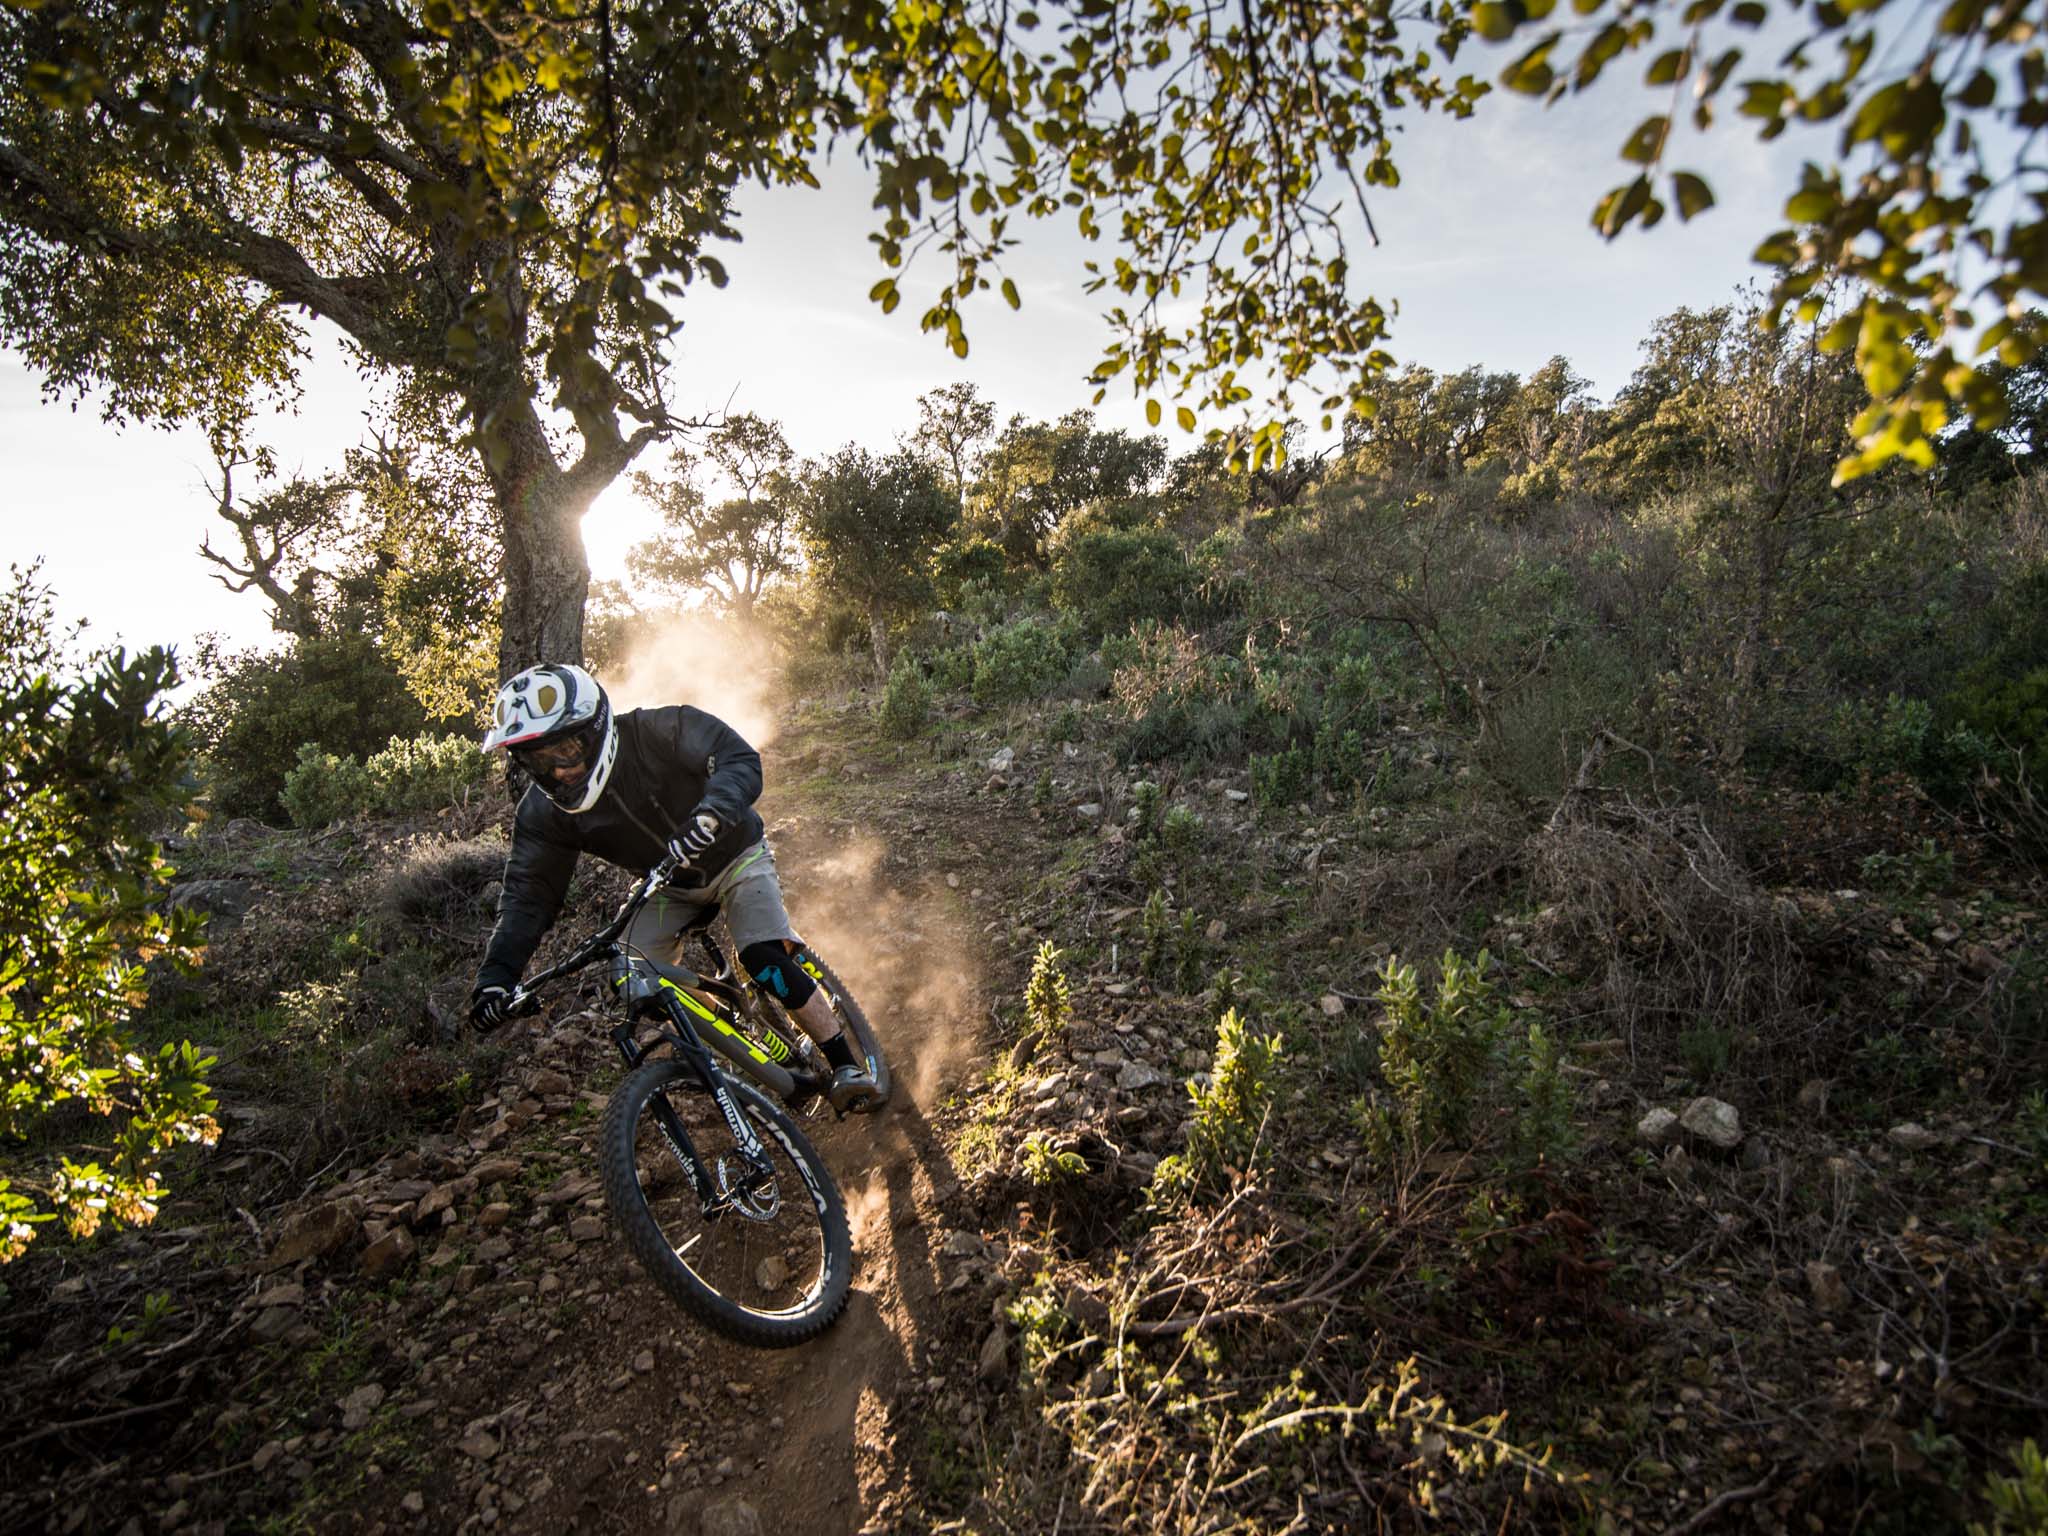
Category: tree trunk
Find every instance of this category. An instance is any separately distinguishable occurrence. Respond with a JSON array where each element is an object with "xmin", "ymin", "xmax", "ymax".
[
  {"xmin": 867, "ymin": 598, "xmax": 891, "ymax": 677},
  {"xmin": 488, "ymin": 403, "xmax": 596, "ymax": 680}
]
